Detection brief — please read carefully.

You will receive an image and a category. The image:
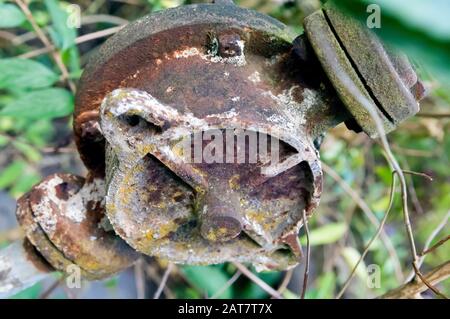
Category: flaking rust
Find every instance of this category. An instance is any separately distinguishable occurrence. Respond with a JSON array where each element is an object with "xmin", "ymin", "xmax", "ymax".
[
  {"xmin": 77, "ymin": 2, "xmax": 342, "ymax": 270},
  {"xmin": 16, "ymin": 174, "xmax": 138, "ymax": 279},
  {"xmin": 9, "ymin": 0, "xmax": 424, "ymax": 285},
  {"xmin": 87, "ymin": 0, "xmax": 338, "ymax": 269}
]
